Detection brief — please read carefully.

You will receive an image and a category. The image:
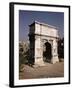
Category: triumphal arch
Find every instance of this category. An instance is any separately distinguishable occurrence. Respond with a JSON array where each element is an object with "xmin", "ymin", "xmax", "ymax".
[{"xmin": 29, "ymin": 21, "xmax": 59, "ymax": 66}]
